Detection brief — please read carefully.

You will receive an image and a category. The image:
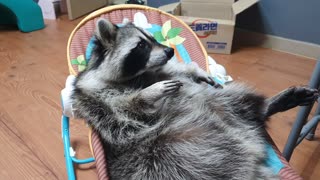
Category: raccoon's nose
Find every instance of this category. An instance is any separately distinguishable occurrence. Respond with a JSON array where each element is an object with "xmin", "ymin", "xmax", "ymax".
[{"xmin": 164, "ymin": 48, "xmax": 174, "ymax": 59}]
